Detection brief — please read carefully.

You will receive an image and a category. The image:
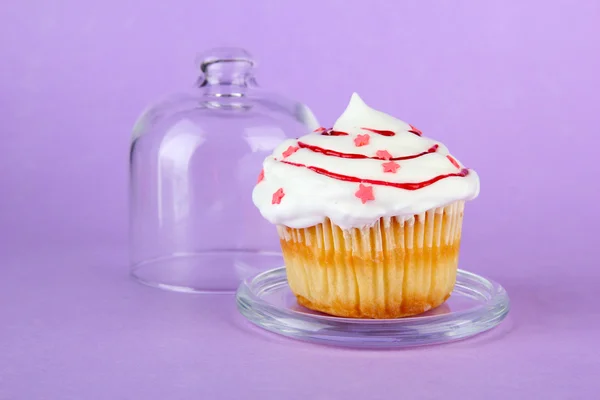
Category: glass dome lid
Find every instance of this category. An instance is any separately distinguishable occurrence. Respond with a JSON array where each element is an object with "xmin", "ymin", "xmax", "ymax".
[{"xmin": 129, "ymin": 47, "xmax": 319, "ymax": 293}]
